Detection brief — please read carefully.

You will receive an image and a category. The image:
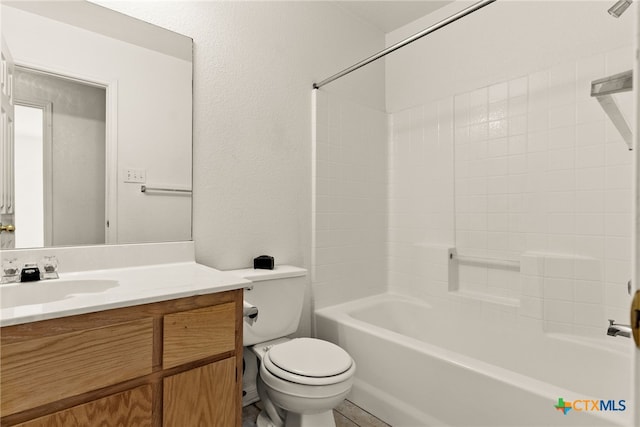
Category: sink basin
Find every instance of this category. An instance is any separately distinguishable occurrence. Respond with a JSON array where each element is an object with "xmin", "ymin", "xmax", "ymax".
[{"xmin": 0, "ymin": 279, "xmax": 119, "ymax": 309}]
